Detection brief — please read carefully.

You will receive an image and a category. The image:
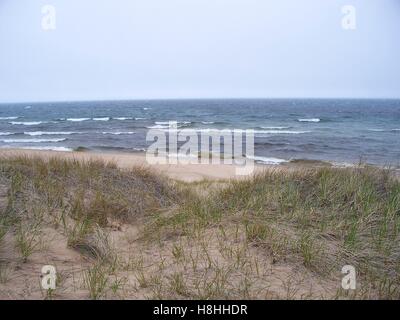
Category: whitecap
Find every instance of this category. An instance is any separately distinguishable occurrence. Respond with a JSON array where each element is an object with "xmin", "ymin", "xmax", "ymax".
[
  {"xmin": 0, "ymin": 132, "xmax": 15, "ymax": 136},
  {"xmin": 113, "ymin": 117, "xmax": 133, "ymax": 121},
  {"xmin": 67, "ymin": 118, "xmax": 90, "ymax": 122},
  {"xmin": 24, "ymin": 131, "xmax": 78, "ymax": 136},
  {"xmin": 367, "ymin": 129, "xmax": 386, "ymax": 132},
  {"xmin": 246, "ymin": 155, "xmax": 289, "ymax": 165},
  {"xmin": 93, "ymin": 117, "xmax": 110, "ymax": 121},
  {"xmin": 146, "ymin": 127, "xmax": 310, "ymax": 135},
  {"xmin": 260, "ymin": 126, "xmax": 291, "ymax": 130},
  {"xmin": 201, "ymin": 121, "xmax": 215, "ymax": 124},
  {"xmin": 0, "ymin": 116, "xmax": 19, "ymax": 120},
  {"xmin": 298, "ymin": 118, "xmax": 320, "ymax": 123},
  {"xmin": 135, "ymin": 117, "xmax": 146, "ymax": 120},
  {"xmin": 331, "ymin": 162, "xmax": 357, "ymax": 168},
  {"xmin": 1, "ymin": 138, "xmax": 66, "ymax": 143},
  {"xmin": 102, "ymin": 132, "xmax": 136, "ymax": 135},
  {"xmin": 150, "ymin": 121, "xmax": 192, "ymax": 129},
  {"xmin": 9, "ymin": 121, "xmax": 44, "ymax": 126},
  {"xmin": 155, "ymin": 121, "xmax": 170, "ymax": 125},
  {"xmin": 155, "ymin": 121, "xmax": 191, "ymax": 125},
  {"xmin": 368, "ymin": 128, "xmax": 400, "ymax": 132},
  {"xmin": 147, "ymin": 125, "xmax": 170, "ymax": 129},
  {"xmin": 255, "ymin": 130, "xmax": 311, "ymax": 135}
]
